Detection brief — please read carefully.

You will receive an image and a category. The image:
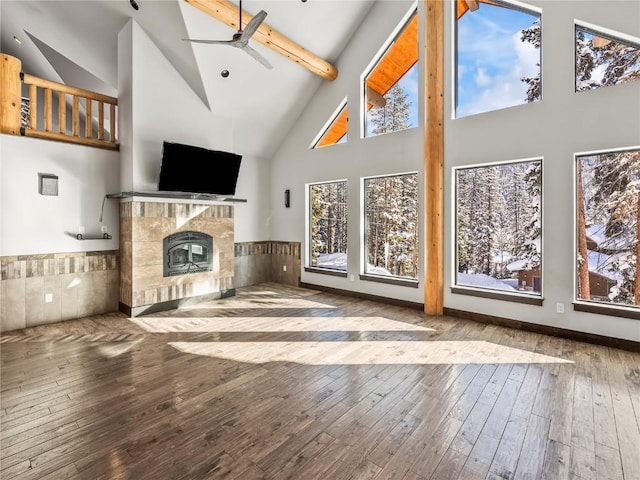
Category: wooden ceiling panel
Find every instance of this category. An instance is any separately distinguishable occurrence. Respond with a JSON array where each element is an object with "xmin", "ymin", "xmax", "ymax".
[
  {"xmin": 366, "ymin": 12, "xmax": 418, "ymax": 98},
  {"xmin": 316, "ymin": 106, "xmax": 348, "ymax": 148}
]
